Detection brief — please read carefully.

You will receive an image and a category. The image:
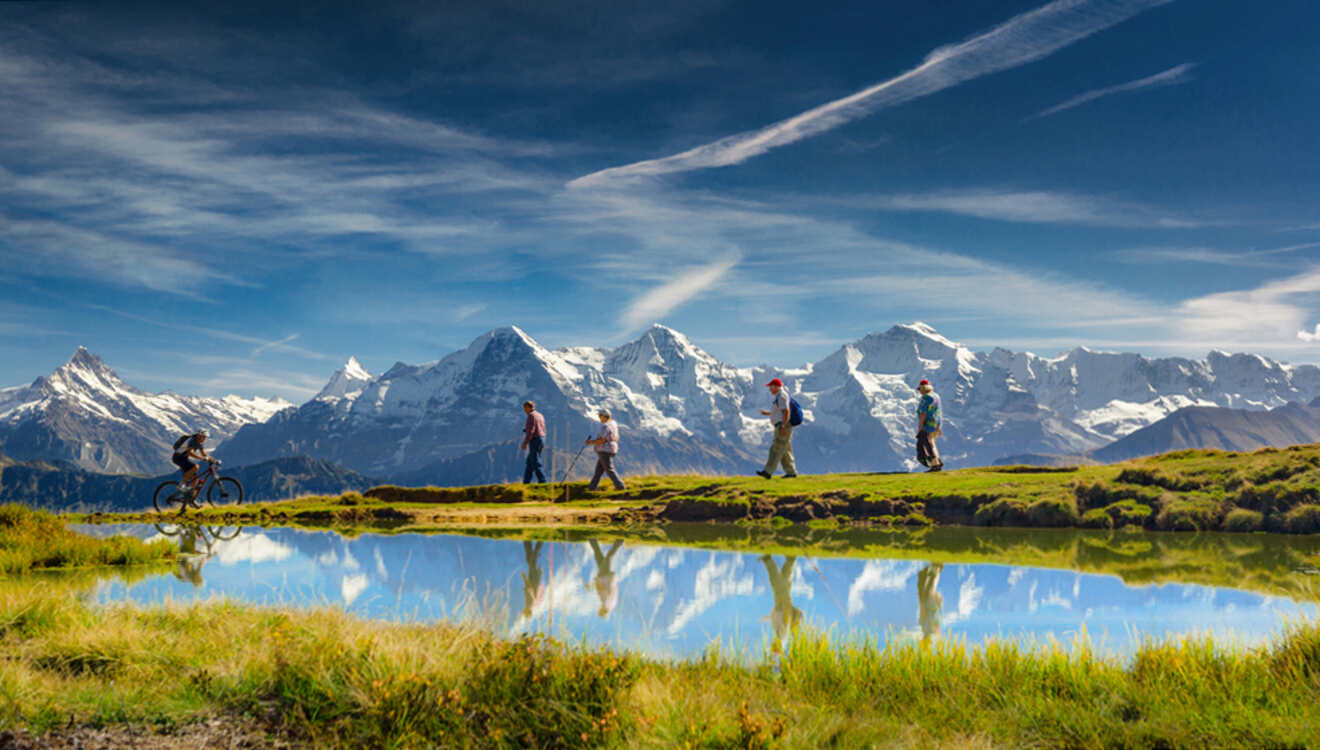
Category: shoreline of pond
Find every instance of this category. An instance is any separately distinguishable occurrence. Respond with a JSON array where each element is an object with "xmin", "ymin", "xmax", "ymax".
[{"xmin": 6, "ymin": 570, "xmax": 1320, "ymax": 748}]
